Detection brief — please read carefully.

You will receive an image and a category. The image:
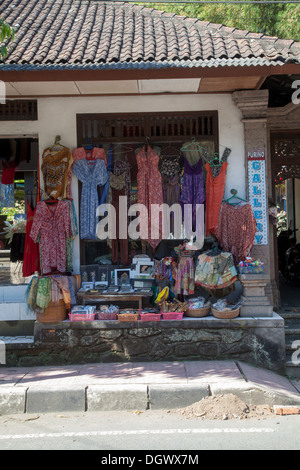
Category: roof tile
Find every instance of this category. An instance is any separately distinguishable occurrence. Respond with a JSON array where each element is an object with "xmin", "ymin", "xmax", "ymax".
[{"xmin": 0, "ymin": 0, "xmax": 299, "ymax": 71}]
